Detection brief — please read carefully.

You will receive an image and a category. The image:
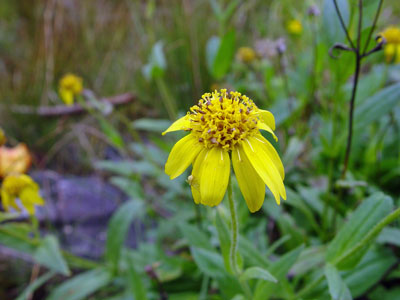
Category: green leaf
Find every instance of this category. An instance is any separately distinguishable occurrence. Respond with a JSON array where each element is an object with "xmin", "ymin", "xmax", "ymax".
[
  {"xmin": 98, "ymin": 118, "xmax": 125, "ymax": 149},
  {"xmin": 132, "ymin": 118, "xmax": 172, "ymax": 133},
  {"xmin": 105, "ymin": 200, "xmax": 143, "ymax": 271},
  {"xmin": 335, "ymin": 207, "xmax": 400, "ymax": 270},
  {"xmin": 253, "ymin": 245, "xmax": 304, "ymax": 300},
  {"xmin": 238, "ymin": 235, "xmax": 270, "ymax": 269},
  {"xmin": 344, "ymin": 248, "xmax": 396, "ymax": 297},
  {"xmin": 179, "ymin": 222, "xmax": 213, "ymax": 251},
  {"xmin": 240, "ymin": 266, "xmax": 277, "ymax": 283},
  {"xmin": 0, "ymin": 224, "xmax": 36, "ymax": 254},
  {"xmin": 215, "ymin": 211, "xmax": 232, "ymax": 273},
  {"xmin": 46, "ymin": 268, "xmax": 112, "ymax": 300},
  {"xmin": 95, "ymin": 160, "xmax": 136, "ymax": 176},
  {"xmin": 206, "ymin": 36, "xmax": 220, "ymax": 74},
  {"xmin": 355, "ymin": 82, "xmax": 400, "ymax": 131},
  {"xmin": 326, "ymin": 193, "xmax": 393, "ymax": 269},
  {"xmin": 16, "ymin": 271, "xmax": 55, "ymax": 300},
  {"xmin": 34, "ymin": 235, "xmax": 70, "ymax": 276},
  {"xmin": 190, "ymin": 247, "xmax": 226, "ymax": 278},
  {"xmin": 377, "ymin": 227, "xmax": 400, "ymax": 246},
  {"xmin": 212, "ymin": 30, "xmax": 235, "ymax": 79},
  {"xmin": 221, "ymin": 0, "xmax": 240, "ymax": 22},
  {"xmin": 325, "ymin": 263, "xmax": 353, "ymax": 300},
  {"xmin": 142, "ymin": 41, "xmax": 167, "ymax": 80},
  {"xmin": 127, "ymin": 256, "xmax": 148, "ymax": 300}
]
